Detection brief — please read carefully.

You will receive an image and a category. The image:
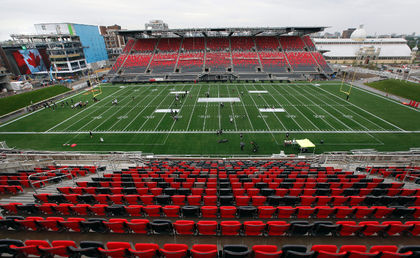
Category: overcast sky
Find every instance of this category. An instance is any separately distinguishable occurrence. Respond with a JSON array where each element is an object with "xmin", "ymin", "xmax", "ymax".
[{"xmin": 0, "ymin": 0, "xmax": 419, "ymax": 41}]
